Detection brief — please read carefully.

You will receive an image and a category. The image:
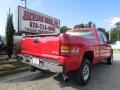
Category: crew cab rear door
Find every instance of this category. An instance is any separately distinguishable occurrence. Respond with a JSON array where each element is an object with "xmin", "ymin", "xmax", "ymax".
[{"xmin": 97, "ymin": 31, "xmax": 110, "ymax": 60}]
